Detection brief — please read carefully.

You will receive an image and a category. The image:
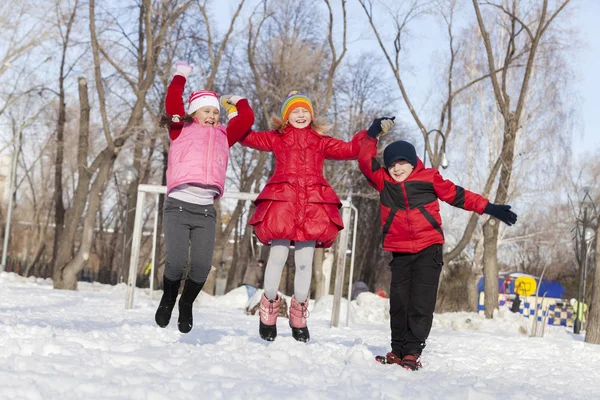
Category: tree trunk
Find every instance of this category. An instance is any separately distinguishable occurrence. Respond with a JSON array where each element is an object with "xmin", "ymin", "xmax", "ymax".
[
  {"xmin": 322, "ymin": 248, "xmax": 334, "ymax": 296},
  {"xmin": 153, "ymin": 193, "xmax": 166, "ymax": 289},
  {"xmin": 51, "ymin": 2, "xmax": 78, "ymax": 268},
  {"xmin": 52, "ymin": 77, "xmax": 93, "ymax": 288},
  {"xmin": 121, "ymin": 116, "xmax": 144, "ymax": 284},
  {"xmin": 227, "ymin": 217, "xmax": 254, "ymax": 292},
  {"xmin": 585, "ymin": 216, "xmax": 600, "ymax": 344},
  {"xmin": 482, "ymin": 219, "xmax": 500, "ymax": 318},
  {"xmin": 313, "ymin": 247, "xmax": 325, "ymax": 301},
  {"xmin": 52, "ymin": 62, "xmax": 66, "ymax": 268},
  {"xmin": 153, "ymin": 147, "xmax": 169, "ymax": 290},
  {"xmin": 24, "ymin": 242, "xmax": 46, "ymax": 278},
  {"xmin": 54, "ymin": 154, "xmax": 116, "ymax": 289},
  {"xmin": 467, "ymin": 271, "xmax": 481, "ymax": 313},
  {"xmin": 482, "ymin": 120, "xmax": 517, "ymax": 318}
]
